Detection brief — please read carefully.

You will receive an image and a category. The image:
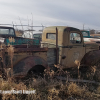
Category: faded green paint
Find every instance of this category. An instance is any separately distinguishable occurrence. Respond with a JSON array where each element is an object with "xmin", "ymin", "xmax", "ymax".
[{"xmin": 5, "ymin": 38, "xmax": 40, "ymax": 46}]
